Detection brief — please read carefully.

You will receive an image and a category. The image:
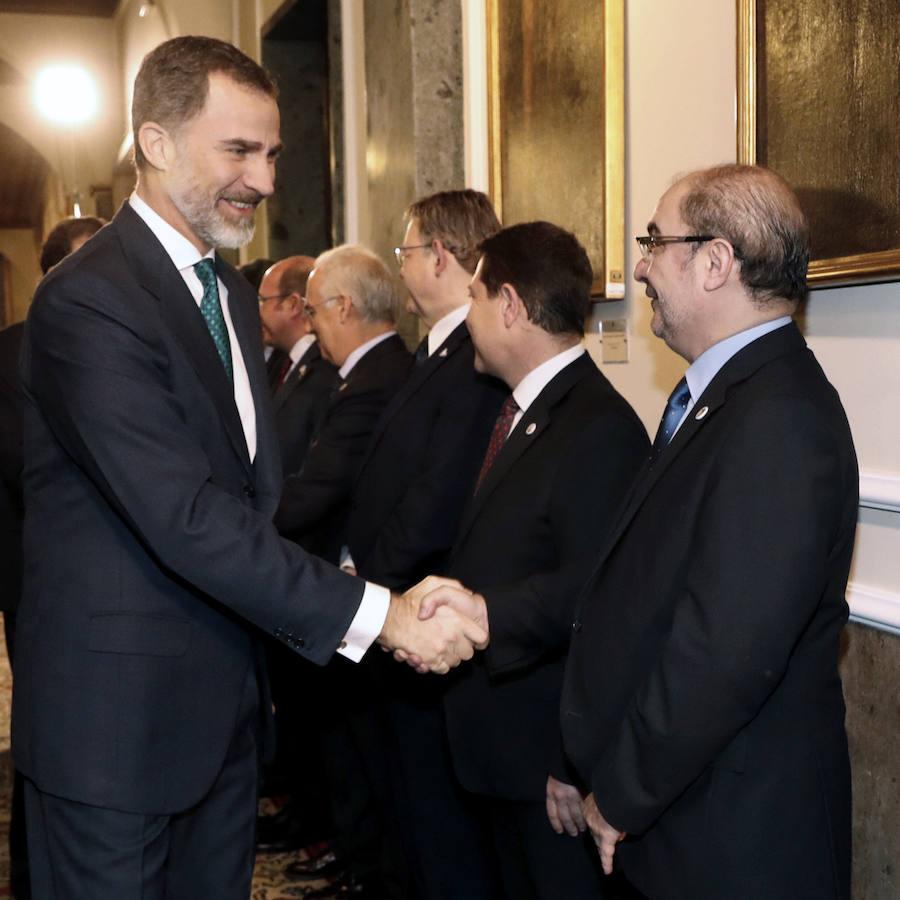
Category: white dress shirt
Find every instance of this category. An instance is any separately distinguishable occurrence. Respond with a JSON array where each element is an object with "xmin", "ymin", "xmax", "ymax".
[
  {"xmin": 287, "ymin": 334, "xmax": 317, "ymax": 369},
  {"xmin": 508, "ymin": 344, "xmax": 586, "ymax": 436},
  {"xmin": 129, "ymin": 193, "xmax": 388, "ymax": 663},
  {"xmin": 129, "ymin": 192, "xmax": 257, "ymax": 460},
  {"xmin": 427, "ymin": 303, "xmax": 470, "ymax": 357},
  {"xmin": 339, "ymin": 330, "xmax": 397, "ymax": 380}
]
